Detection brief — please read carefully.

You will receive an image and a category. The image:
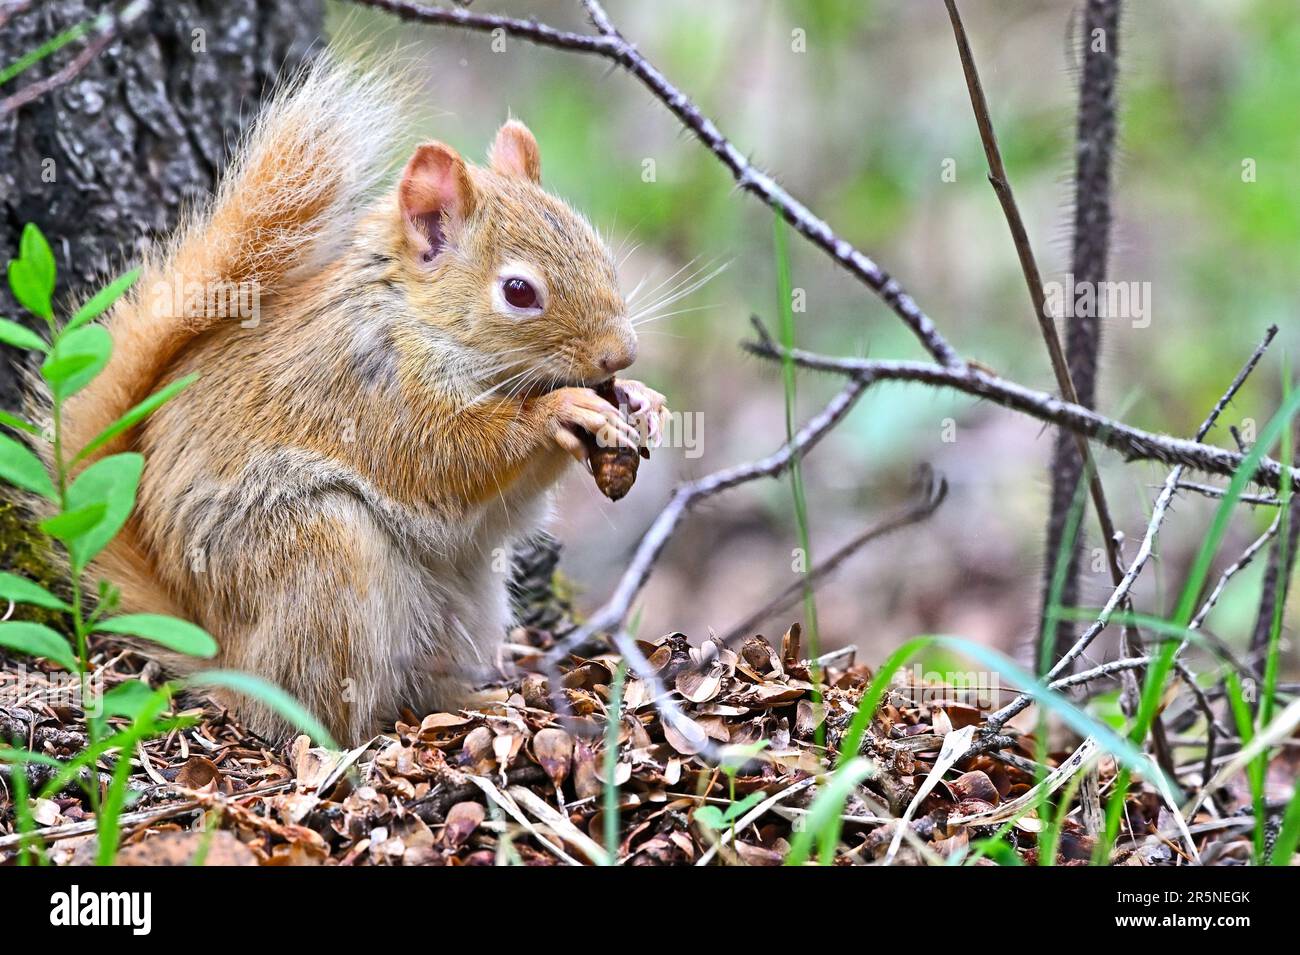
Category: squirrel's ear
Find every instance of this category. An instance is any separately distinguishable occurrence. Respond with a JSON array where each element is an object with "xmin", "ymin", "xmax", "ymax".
[
  {"xmin": 398, "ymin": 142, "xmax": 476, "ymax": 263},
  {"xmin": 488, "ymin": 120, "xmax": 541, "ymax": 184}
]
